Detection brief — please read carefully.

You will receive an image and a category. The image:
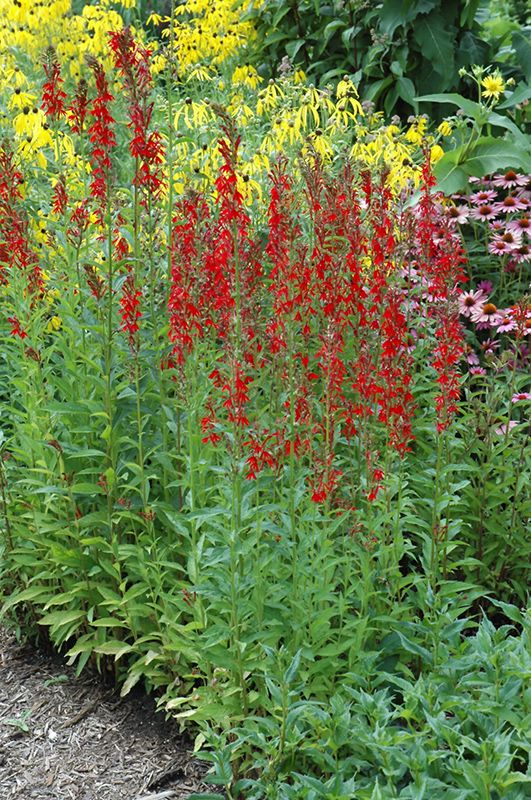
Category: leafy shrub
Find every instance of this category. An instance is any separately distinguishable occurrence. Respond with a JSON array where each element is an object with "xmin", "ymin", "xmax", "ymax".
[{"xmin": 247, "ymin": 0, "xmax": 530, "ymax": 116}]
